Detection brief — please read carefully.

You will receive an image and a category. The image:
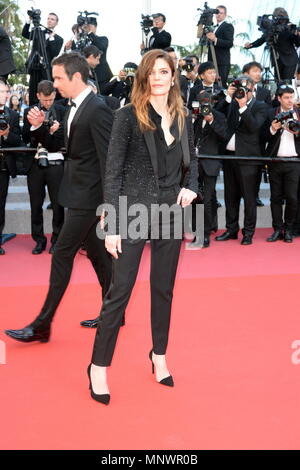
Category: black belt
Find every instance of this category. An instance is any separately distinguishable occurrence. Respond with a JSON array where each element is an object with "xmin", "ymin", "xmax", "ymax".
[{"xmin": 47, "ymin": 160, "xmax": 64, "ymax": 166}]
